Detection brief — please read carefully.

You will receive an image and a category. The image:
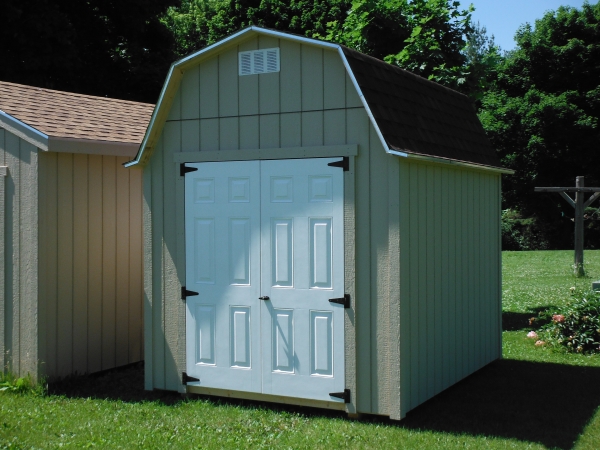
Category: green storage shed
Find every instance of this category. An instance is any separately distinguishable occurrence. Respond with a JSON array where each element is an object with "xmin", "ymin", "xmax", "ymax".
[{"xmin": 126, "ymin": 27, "xmax": 510, "ymax": 420}]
